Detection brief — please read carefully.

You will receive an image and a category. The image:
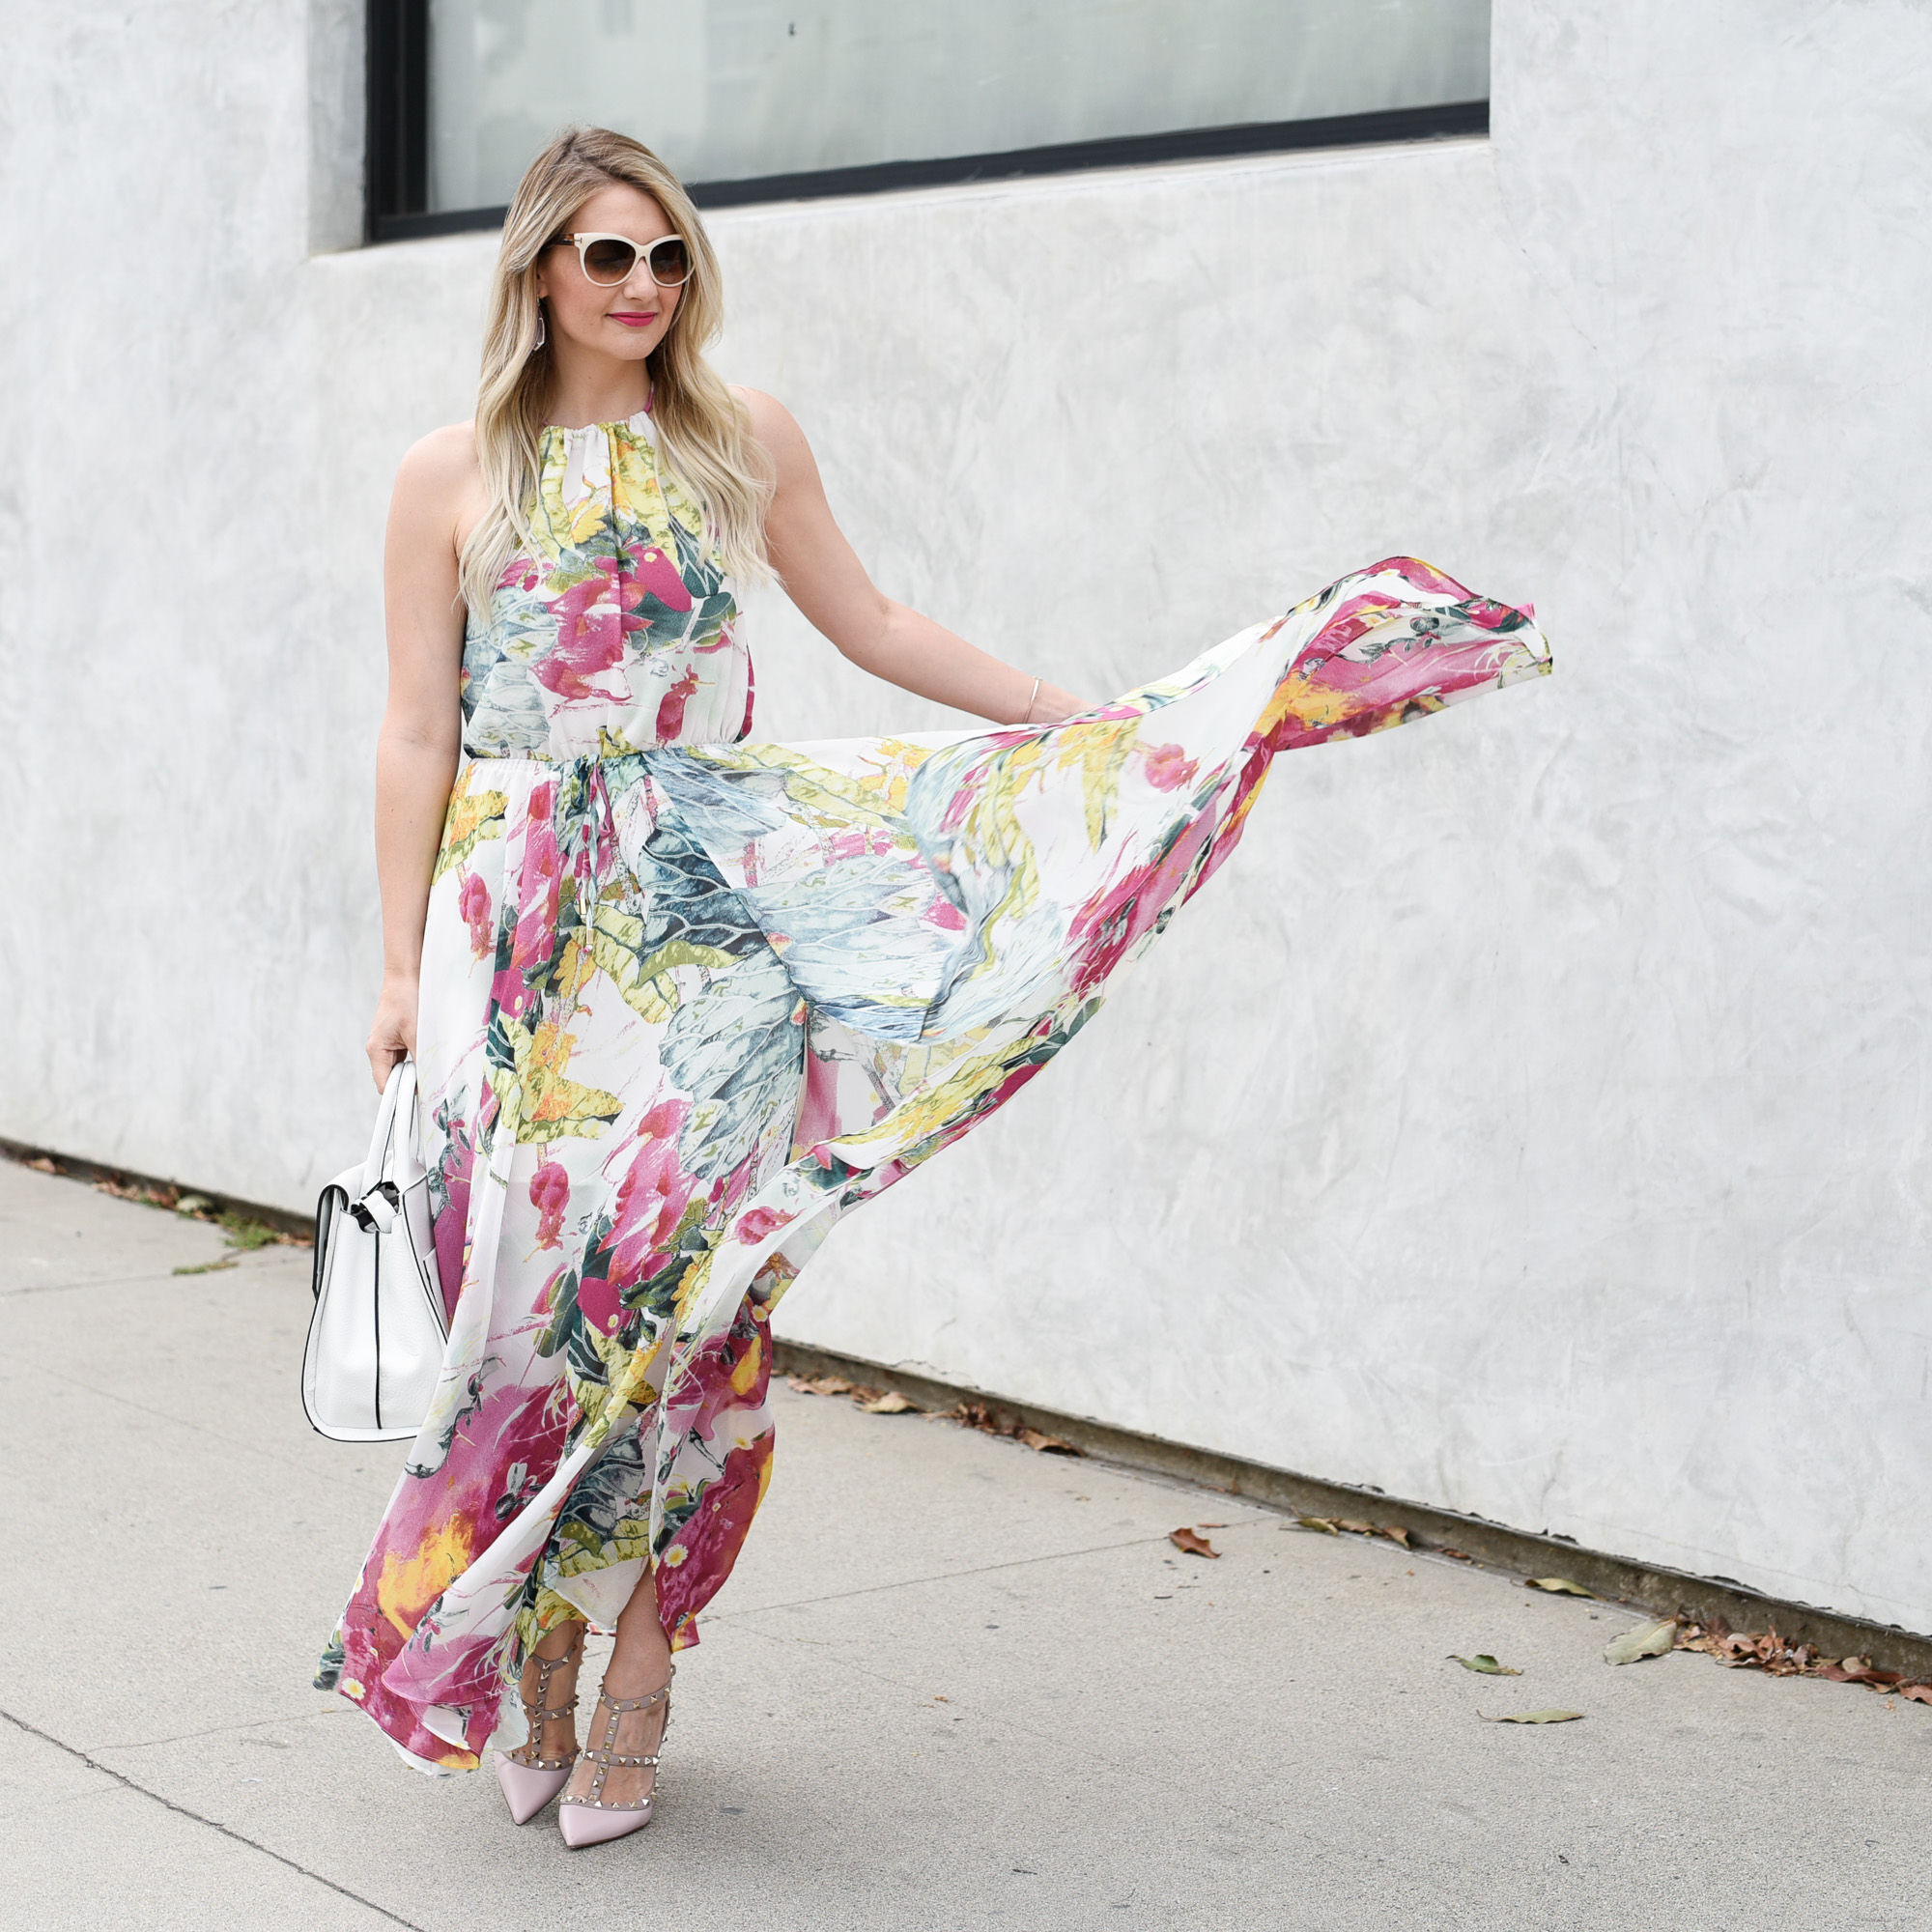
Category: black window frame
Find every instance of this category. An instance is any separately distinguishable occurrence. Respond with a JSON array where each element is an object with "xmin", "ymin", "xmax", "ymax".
[{"xmin": 366, "ymin": 0, "xmax": 1488, "ymax": 243}]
